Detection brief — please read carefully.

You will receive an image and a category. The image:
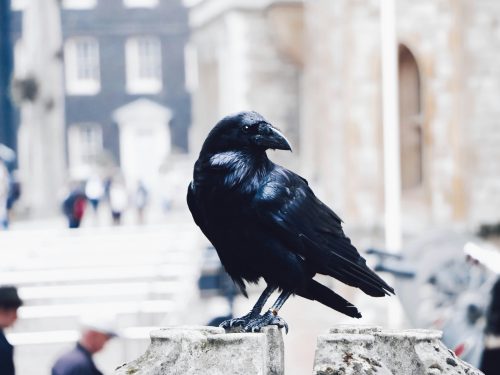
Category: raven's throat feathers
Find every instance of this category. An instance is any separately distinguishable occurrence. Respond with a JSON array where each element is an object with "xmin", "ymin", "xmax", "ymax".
[
  {"xmin": 209, "ymin": 151, "xmax": 247, "ymax": 167},
  {"xmin": 206, "ymin": 150, "xmax": 271, "ymax": 193}
]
